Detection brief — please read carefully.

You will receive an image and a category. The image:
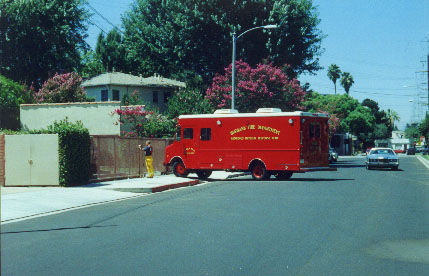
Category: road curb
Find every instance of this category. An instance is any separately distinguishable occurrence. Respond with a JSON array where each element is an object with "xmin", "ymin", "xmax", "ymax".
[
  {"xmin": 108, "ymin": 179, "xmax": 200, "ymax": 193},
  {"xmin": 1, "ymin": 193, "xmax": 148, "ymax": 225},
  {"xmin": 416, "ymin": 155, "xmax": 429, "ymax": 170}
]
